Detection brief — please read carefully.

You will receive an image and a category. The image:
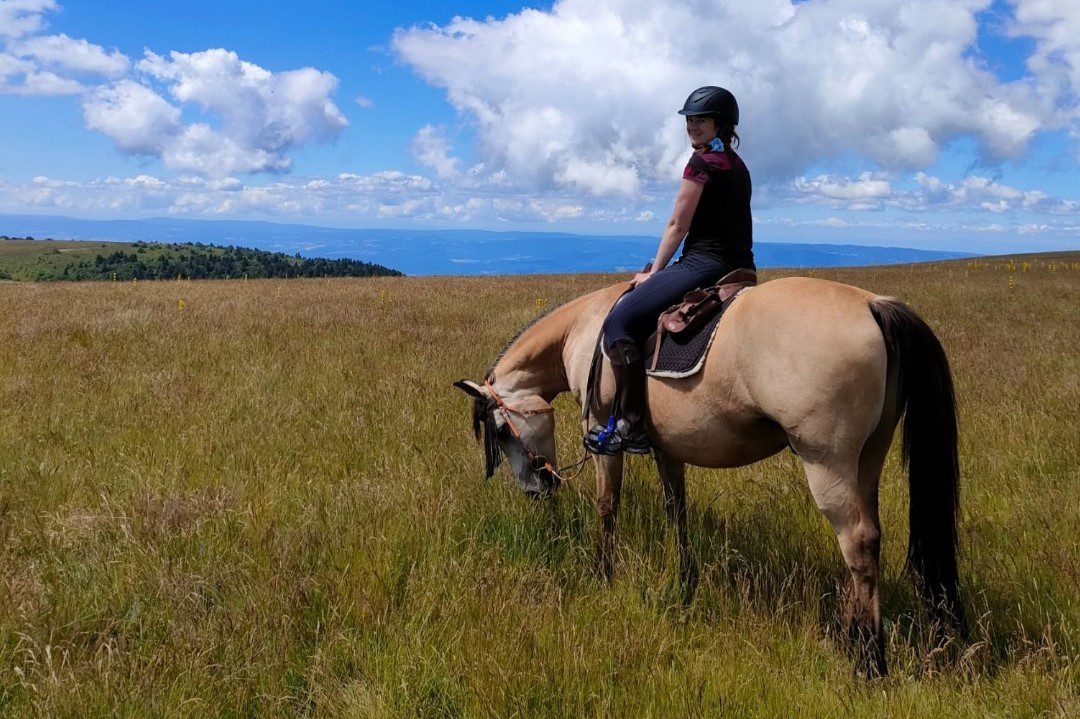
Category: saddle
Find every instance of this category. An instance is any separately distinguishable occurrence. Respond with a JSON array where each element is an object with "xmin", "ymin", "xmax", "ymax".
[
  {"xmin": 581, "ymin": 267, "xmax": 757, "ymax": 422},
  {"xmin": 648, "ymin": 267, "xmax": 756, "ymax": 374}
]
